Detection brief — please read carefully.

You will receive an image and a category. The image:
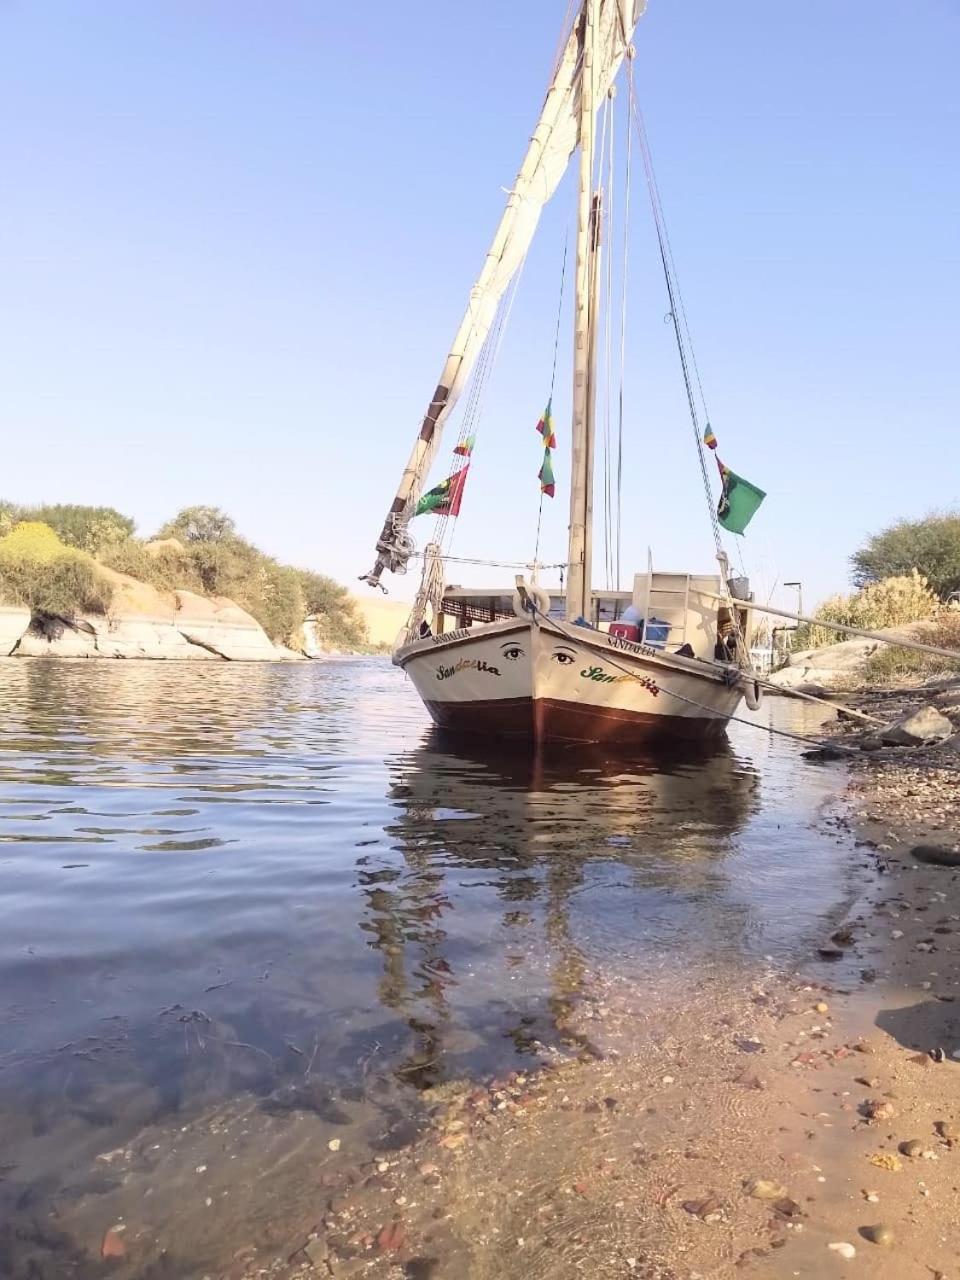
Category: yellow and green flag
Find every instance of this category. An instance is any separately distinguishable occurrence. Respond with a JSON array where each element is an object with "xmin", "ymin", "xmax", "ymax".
[{"xmin": 538, "ymin": 447, "xmax": 555, "ymax": 498}]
